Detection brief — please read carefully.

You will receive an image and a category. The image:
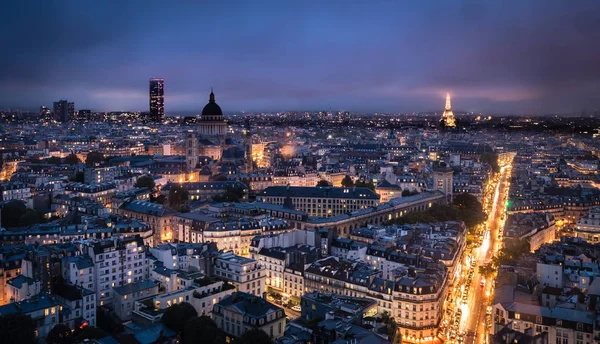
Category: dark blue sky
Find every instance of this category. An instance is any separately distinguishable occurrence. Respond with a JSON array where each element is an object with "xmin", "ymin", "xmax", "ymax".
[{"xmin": 1, "ymin": 1, "xmax": 599, "ymax": 114}]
